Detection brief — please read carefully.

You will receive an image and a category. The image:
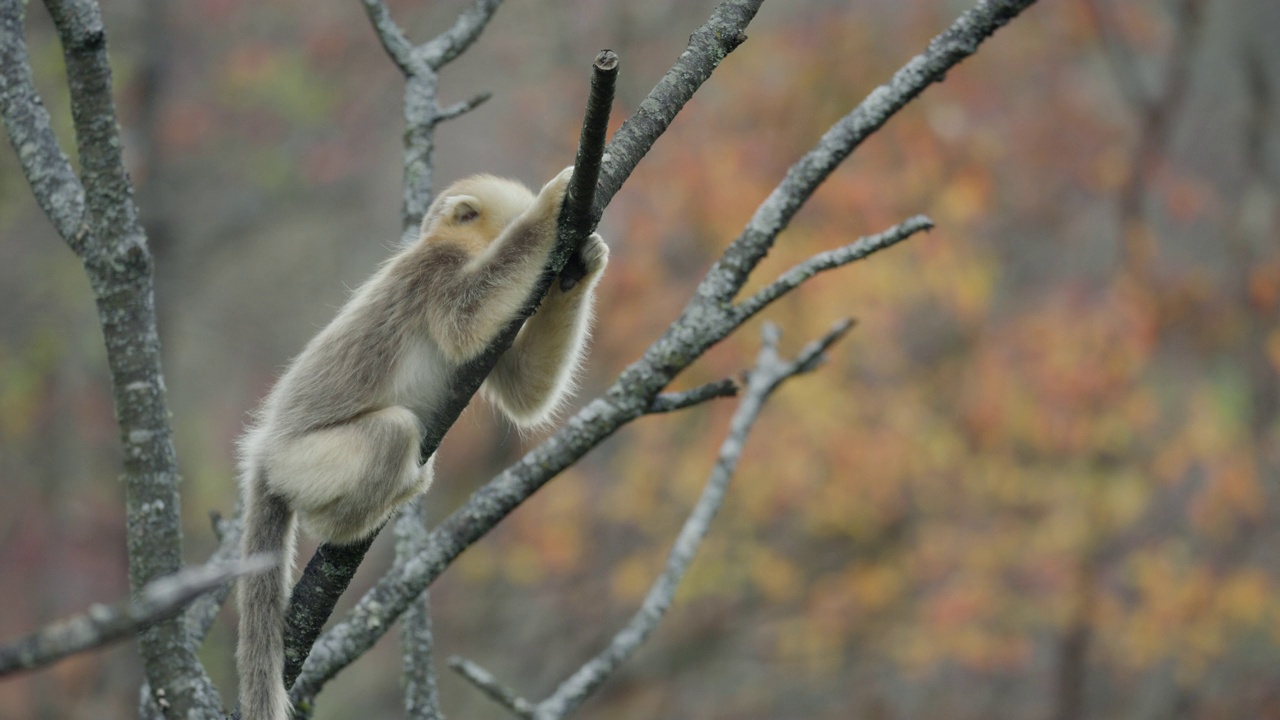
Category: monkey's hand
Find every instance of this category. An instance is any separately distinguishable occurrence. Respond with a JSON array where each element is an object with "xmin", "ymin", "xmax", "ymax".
[
  {"xmin": 560, "ymin": 234, "xmax": 608, "ymax": 292},
  {"xmin": 535, "ymin": 166, "xmax": 575, "ymax": 218}
]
